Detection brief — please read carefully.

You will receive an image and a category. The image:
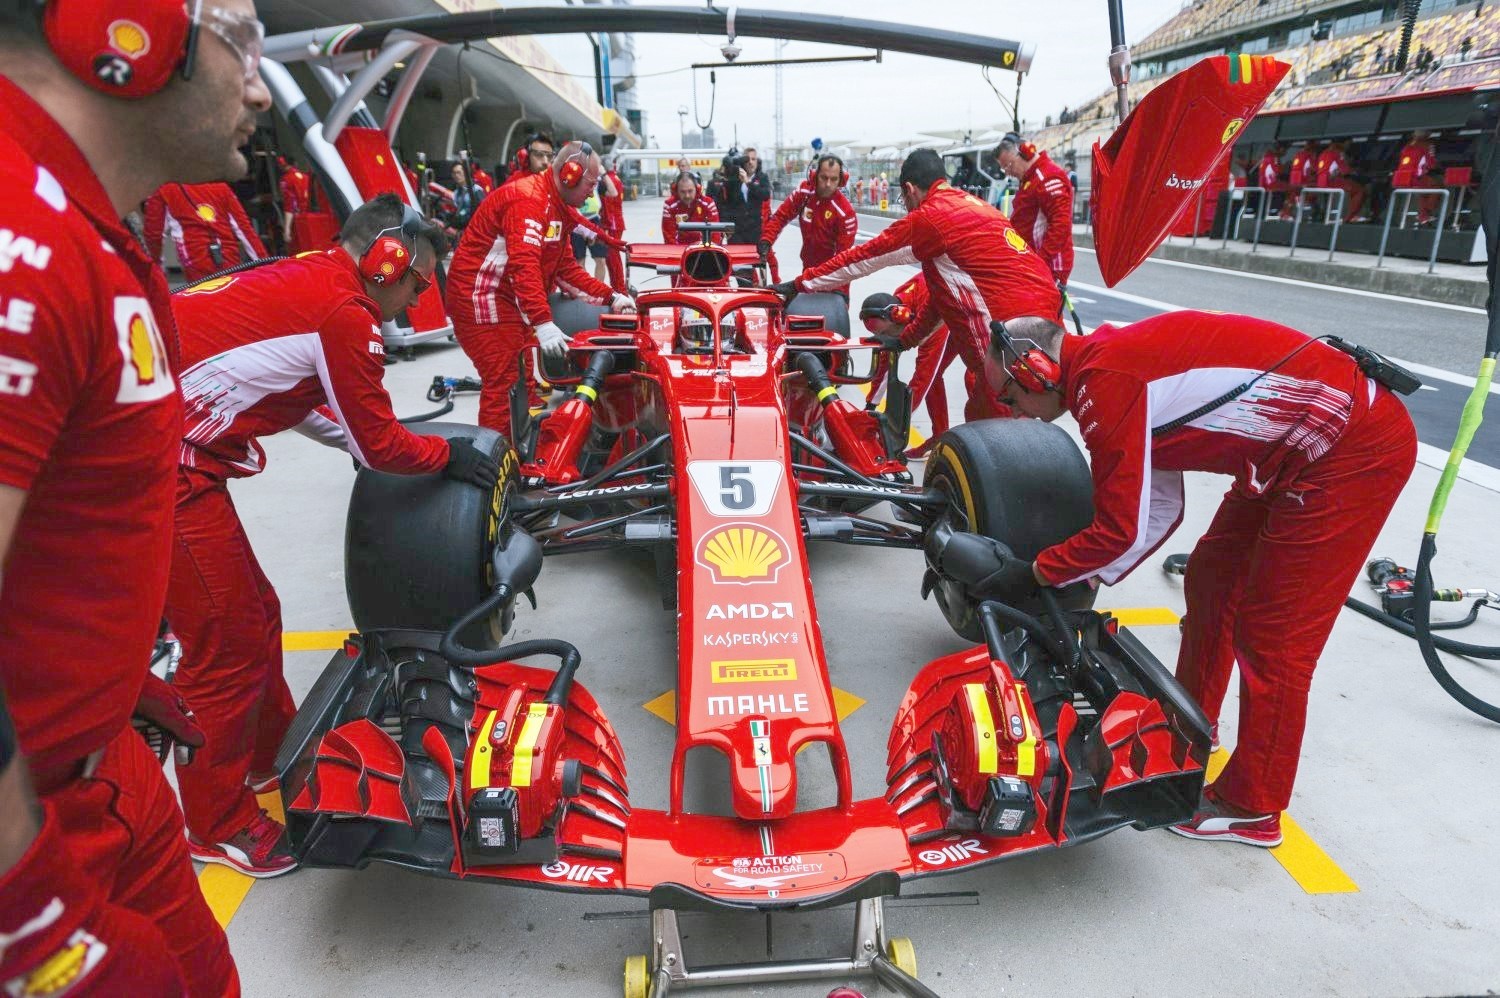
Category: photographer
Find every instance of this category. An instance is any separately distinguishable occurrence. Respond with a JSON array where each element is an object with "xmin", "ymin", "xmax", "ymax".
[{"xmin": 710, "ymin": 145, "xmax": 770, "ymax": 245}]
